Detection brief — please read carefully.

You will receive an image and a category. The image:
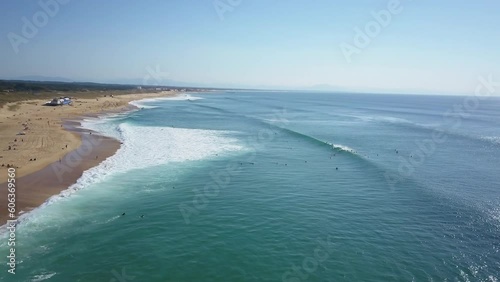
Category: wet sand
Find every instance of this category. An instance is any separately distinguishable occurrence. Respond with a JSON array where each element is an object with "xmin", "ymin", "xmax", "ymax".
[
  {"xmin": 0, "ymin": 91, "xmax": 177, "ymax": 224},
  {"xmin": 0, "ymin": 120, "xmax": 120, "ymax": 223}
]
